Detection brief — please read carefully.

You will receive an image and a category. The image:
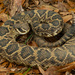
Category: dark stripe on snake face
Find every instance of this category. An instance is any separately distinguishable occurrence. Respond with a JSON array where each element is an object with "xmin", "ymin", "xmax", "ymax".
[
  {"xmin": 54, "ymin": 48, "xmax": 67, "ymax": 62},
  {"xmin": 5, "ymin": 20, "xmax": 14, "ymax": 26},
  {"xmin": 0, "ymin": 27, "xmax": 9, "ymax": 36},
  {"xmin": 20, "ymin": 46, "xmax": 34, "ymax": 59},
  {"xmin": 37, "ymin": 10, "xmax": 46, "ymax": 16},
  {"xmin": 0, "ymin": 39, "xmax": 10, "ymax": 47},
  {"xmin": 37, "ymin": 49, "xmax": 51, "ymax": 62},
  {"xmin": 5, "ymin": 44, "xmax": 19, "ymax": 55}
]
